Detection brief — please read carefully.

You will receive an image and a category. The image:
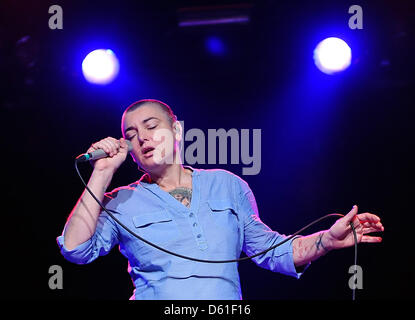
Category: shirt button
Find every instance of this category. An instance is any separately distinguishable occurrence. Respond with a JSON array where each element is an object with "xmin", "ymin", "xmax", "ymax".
[
  {"xmin": 197, "ymin": 234, "xmax": 202, "ymax": 238},
  {"xmin": 189, "ymin": 212, "xmax": 194, "ymax": 217},
  {"xmin": 193, "ymin": 222, "xmax": 197, "ymax": 227}
]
